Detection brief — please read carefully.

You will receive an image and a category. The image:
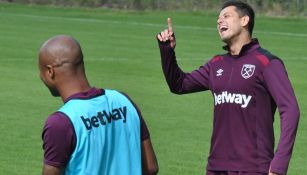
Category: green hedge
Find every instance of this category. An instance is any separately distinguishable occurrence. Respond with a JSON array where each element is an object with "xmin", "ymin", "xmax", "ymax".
[{"xmin": 1, "ymin": 0, "xmax": 306, "ymax": 15}]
